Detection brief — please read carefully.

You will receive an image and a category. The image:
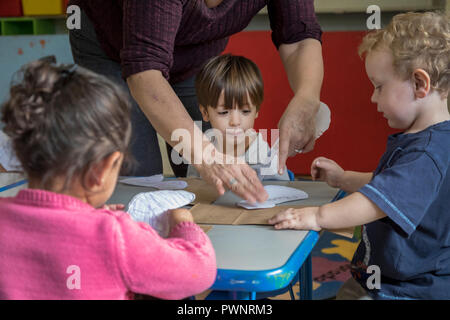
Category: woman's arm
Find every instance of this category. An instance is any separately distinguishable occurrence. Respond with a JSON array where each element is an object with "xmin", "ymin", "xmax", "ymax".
[
  {"xmin": 277, "ymin": 39, "xmax": 324, "ymax": 173},
  {"xmin": 127, "ymin": 70, "xmax": 268, "ymax": 203},
  {"xmin": 127, "ymin": 70, "xmax": 202, "ymax": 154}
]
